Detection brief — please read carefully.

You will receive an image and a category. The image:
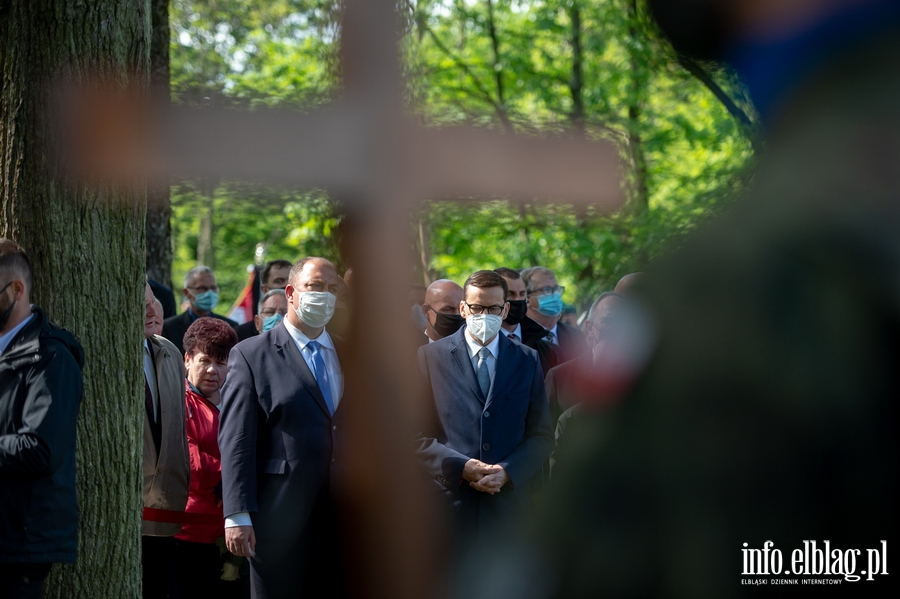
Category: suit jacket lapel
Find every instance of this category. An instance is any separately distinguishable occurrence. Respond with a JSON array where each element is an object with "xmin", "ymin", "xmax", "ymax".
[
  {"xmin": 331, "ymin": 334, "xmax": 346, "ymax": 416},
  {"xmin": 272, "ymin": 325, "xmax": 332, "ymax": 418},
  {"xmin": 449, "ymin": 330, "xmax": 486, "ymax": 404}
]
